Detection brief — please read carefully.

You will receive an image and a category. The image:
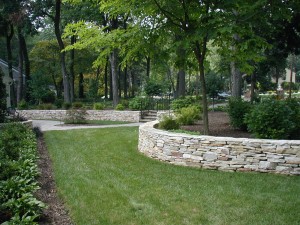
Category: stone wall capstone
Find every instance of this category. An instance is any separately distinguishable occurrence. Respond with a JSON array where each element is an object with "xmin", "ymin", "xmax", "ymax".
[
  {"xmin": 18, "ymin": 110, "xmax": 141, "ymax": 122},
  {"xmin": 138, "ymin": 121, "xmax": 300, "ymax": 175}
]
